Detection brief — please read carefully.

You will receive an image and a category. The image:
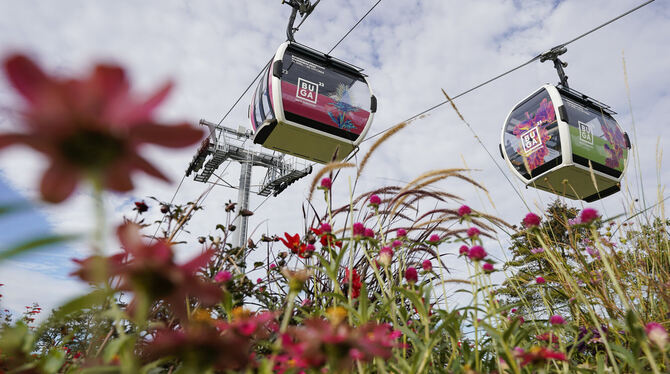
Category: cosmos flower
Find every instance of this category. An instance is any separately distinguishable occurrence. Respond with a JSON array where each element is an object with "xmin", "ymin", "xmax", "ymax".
[{"xmin": 0, "ymin": 54, "xmax": 203, "ymax": 203}]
